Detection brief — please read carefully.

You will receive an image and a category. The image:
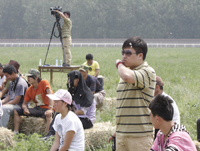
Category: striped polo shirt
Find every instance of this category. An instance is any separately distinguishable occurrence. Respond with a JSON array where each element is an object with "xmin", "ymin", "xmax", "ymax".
[
  {"xmin": 62, "ymin": 18, "xmax": 72, "ymax": 38},
  {"xmin": 116, "ymin": 61, "xmax": 156, "ymax": 137}
]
